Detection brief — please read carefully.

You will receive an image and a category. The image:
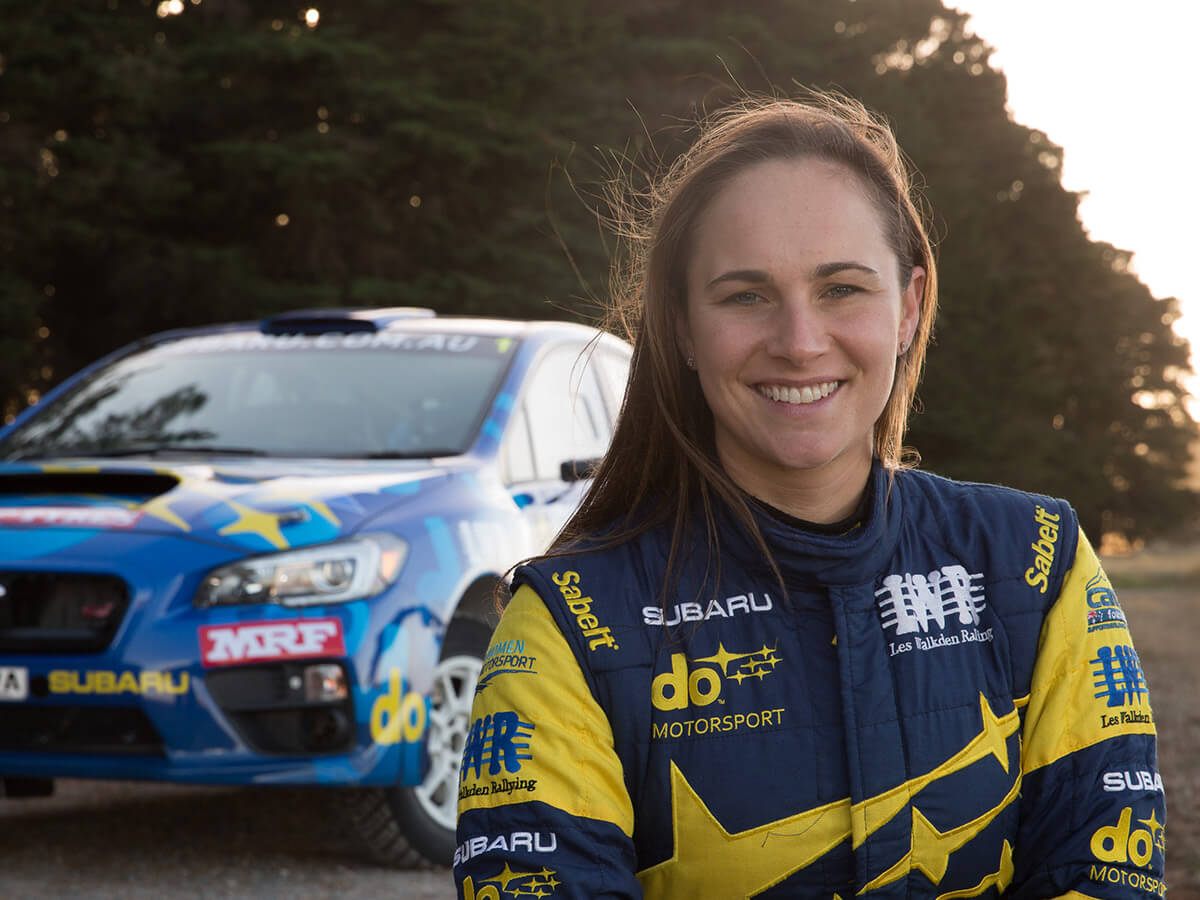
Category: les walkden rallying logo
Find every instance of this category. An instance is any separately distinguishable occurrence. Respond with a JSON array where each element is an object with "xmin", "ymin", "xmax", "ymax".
[
  {"xmin": 876, "ymin": 564, "xmax": 991, "ymax": 657},
  {"xmin": 458, "ymin": 711, "xmax": 537, "ymax": 801}
]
